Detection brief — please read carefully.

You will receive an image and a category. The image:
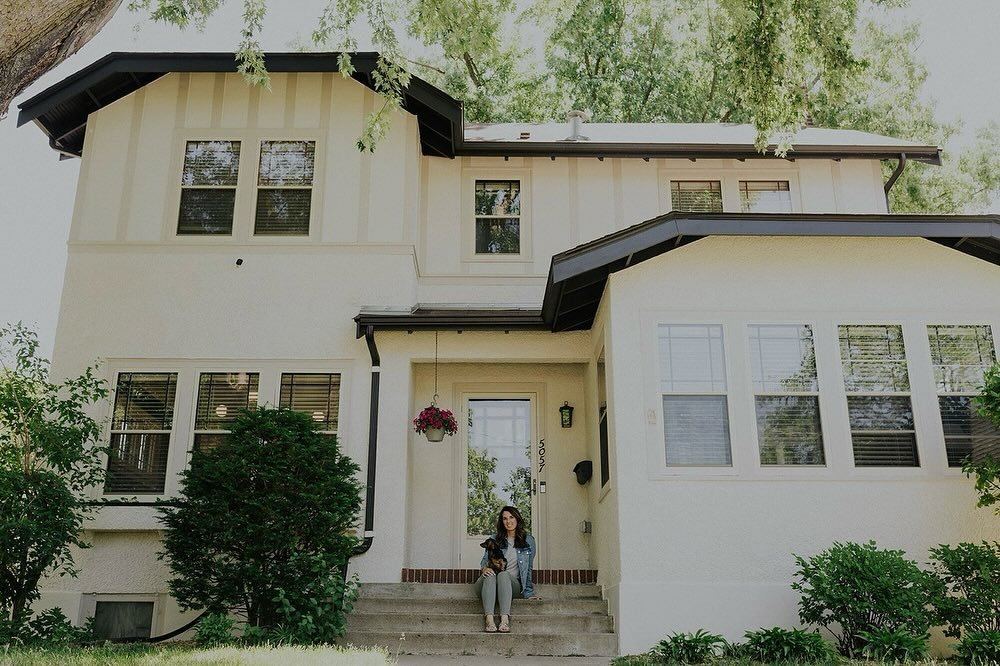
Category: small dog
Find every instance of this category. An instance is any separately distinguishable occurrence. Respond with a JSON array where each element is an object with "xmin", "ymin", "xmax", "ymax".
[{"xmin": 480, "ymin": 537, "xmax": 507, "ymax": 574}]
